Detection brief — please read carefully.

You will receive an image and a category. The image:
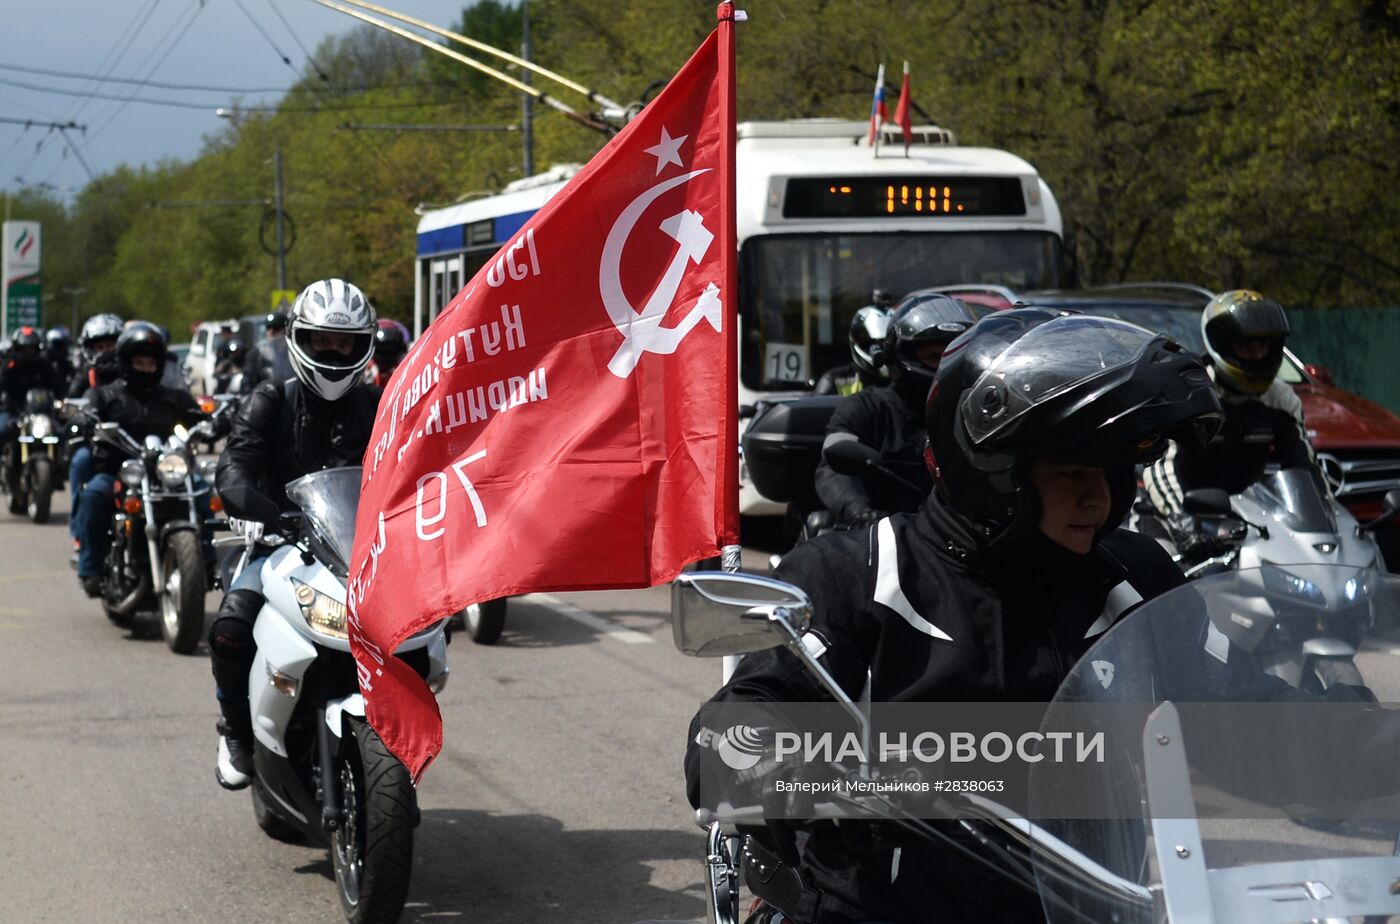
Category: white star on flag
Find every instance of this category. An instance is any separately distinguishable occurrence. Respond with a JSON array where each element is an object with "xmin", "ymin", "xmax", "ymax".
[{"xmin": 643, "ymin": 127, "xmax": 687, "ymax": 175}]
